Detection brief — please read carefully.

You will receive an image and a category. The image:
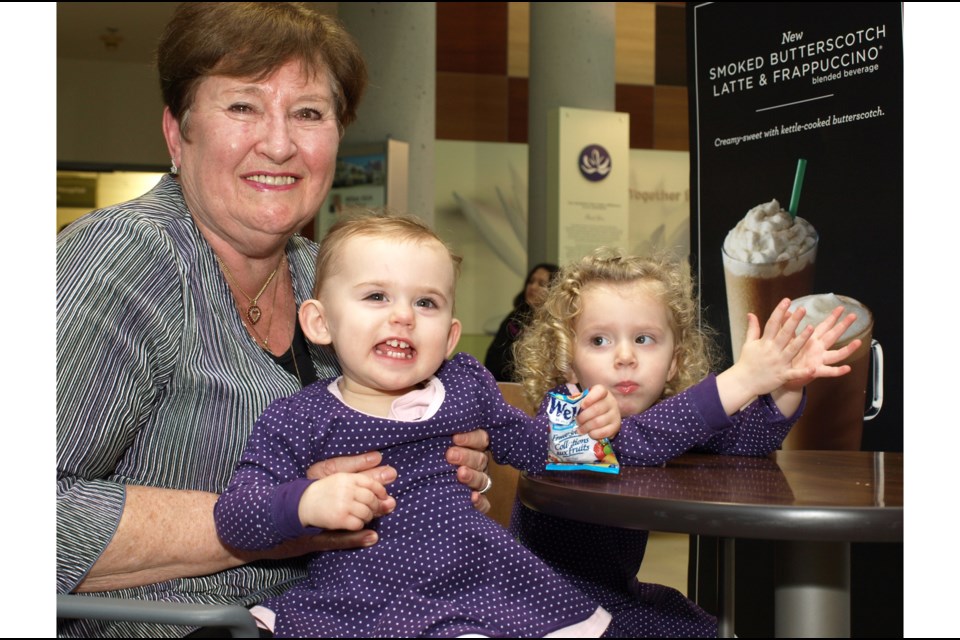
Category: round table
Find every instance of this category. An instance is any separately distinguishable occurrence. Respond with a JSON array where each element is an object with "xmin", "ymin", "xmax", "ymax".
[{"xmin": 518, "ymin": 450, "xmax": 902, "ymax": 637}]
